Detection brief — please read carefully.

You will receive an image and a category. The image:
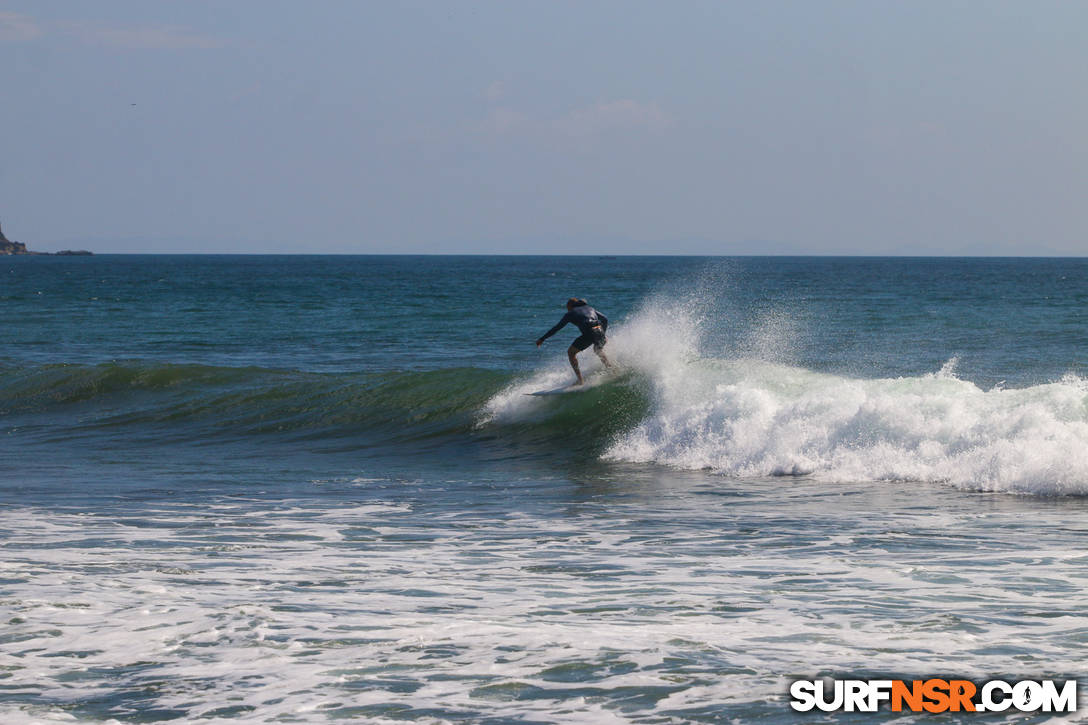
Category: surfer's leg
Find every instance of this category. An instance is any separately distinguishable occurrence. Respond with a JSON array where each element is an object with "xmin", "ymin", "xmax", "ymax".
[
  {"xmin": 567, "ymin": 345, "xmax": 584, "ymax": 385},
  {"xmin": 593, "ymin": 333, "xmax": 612, "ymax": 368}
]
